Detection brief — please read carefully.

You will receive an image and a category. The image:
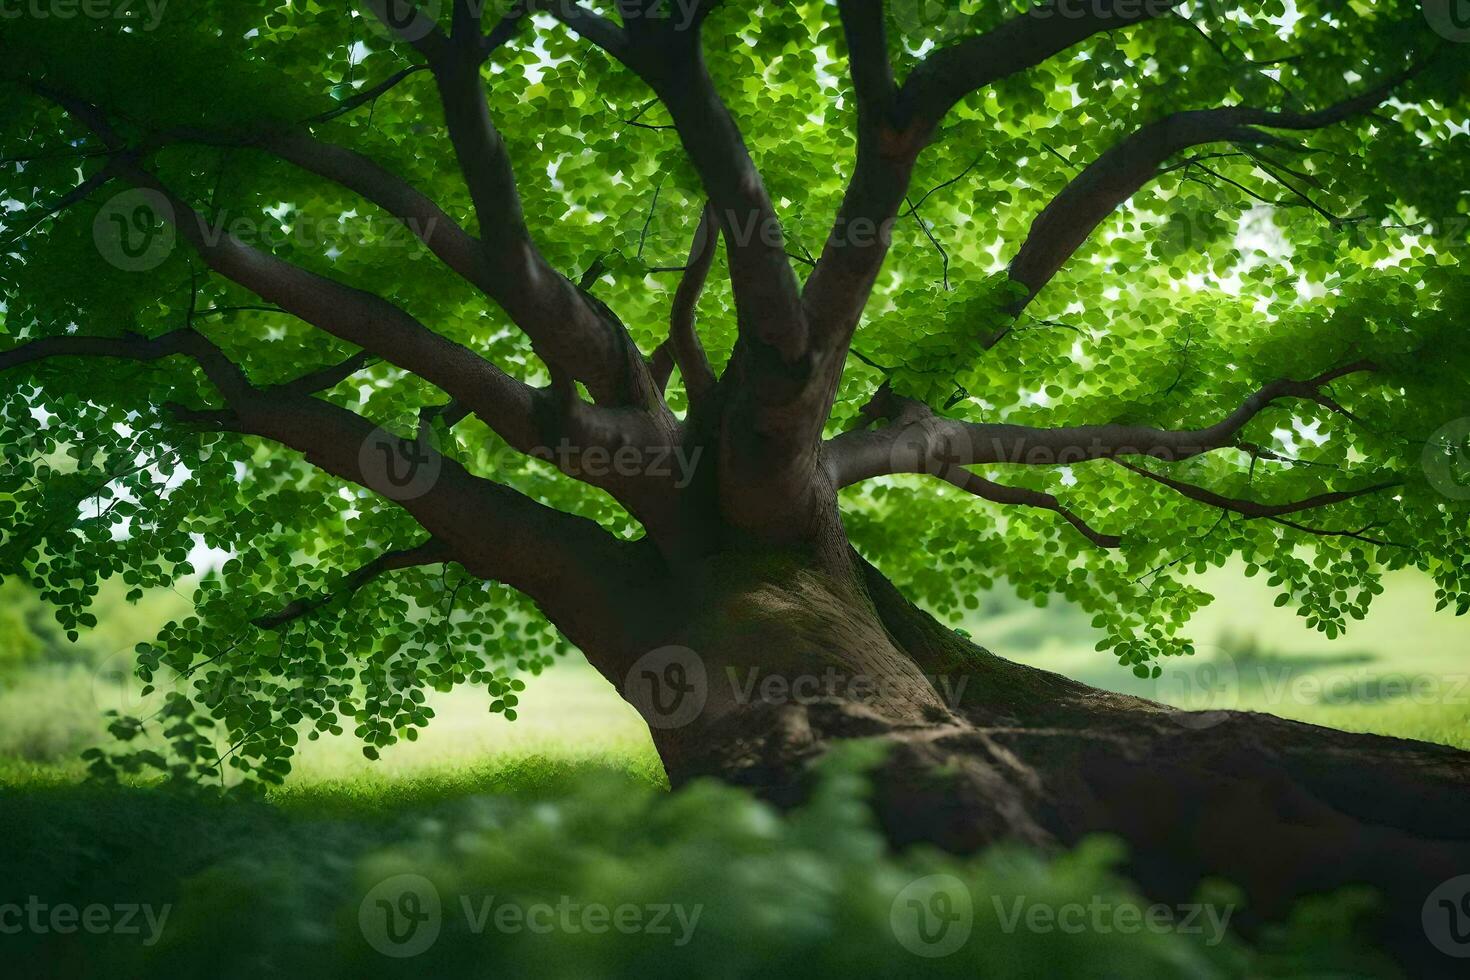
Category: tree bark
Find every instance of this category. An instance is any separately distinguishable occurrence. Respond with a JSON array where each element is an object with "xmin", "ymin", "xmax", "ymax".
[{"xmin": 595, "ymin": 546, "xmax": 1470, "ymax": 978}]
